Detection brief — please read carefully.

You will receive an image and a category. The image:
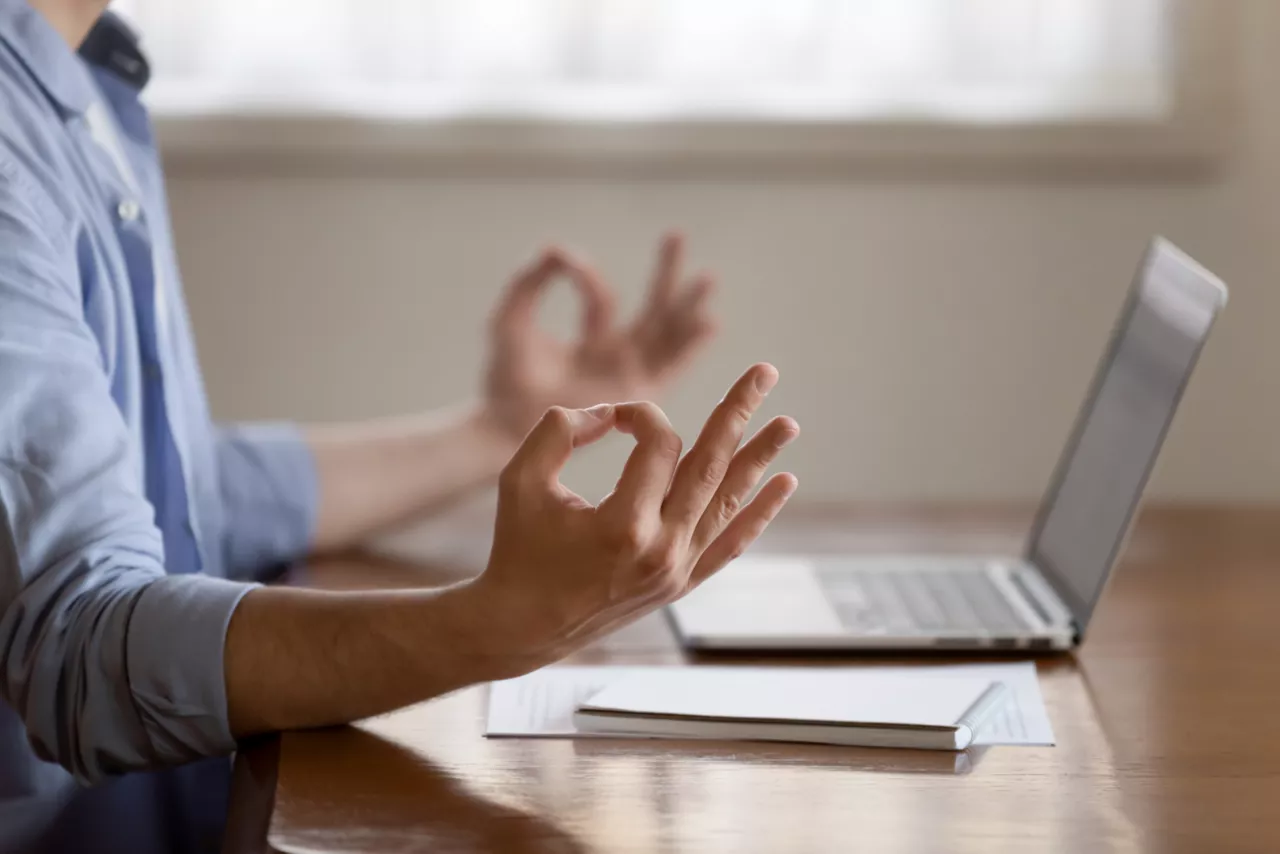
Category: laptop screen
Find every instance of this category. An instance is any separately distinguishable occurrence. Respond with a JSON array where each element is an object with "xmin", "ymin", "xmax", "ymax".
[{"xmin": 1027, "ymin": 240, "xmax": 1225, "ymax": 628}]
